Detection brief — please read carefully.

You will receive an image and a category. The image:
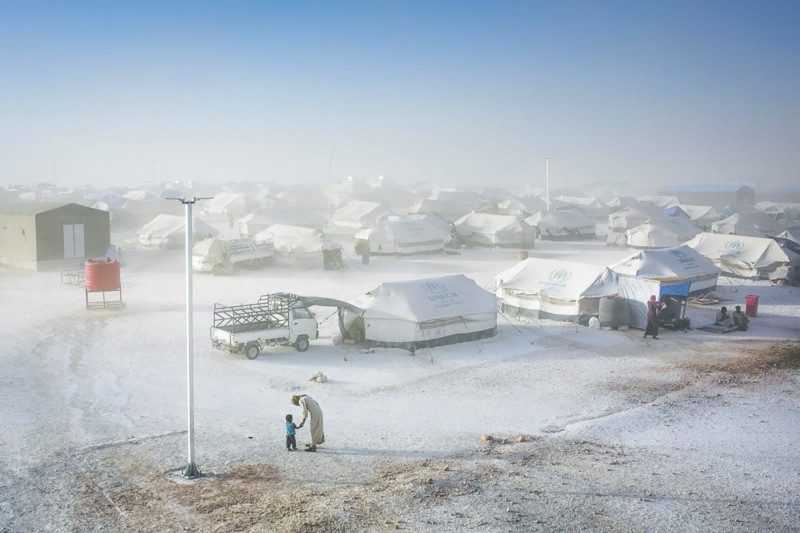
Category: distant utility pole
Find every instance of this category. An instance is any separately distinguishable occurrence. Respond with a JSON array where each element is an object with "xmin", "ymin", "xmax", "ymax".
[
  {"xmin": 167, "ymin": 196, "xmax": 210, "ymax": 479},
  {"xmin": 546, "ymin": 157, "xmax": 550, "ymax": 212}
]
